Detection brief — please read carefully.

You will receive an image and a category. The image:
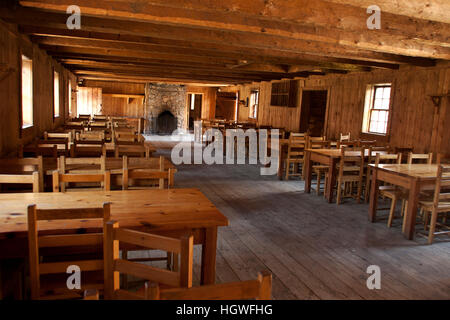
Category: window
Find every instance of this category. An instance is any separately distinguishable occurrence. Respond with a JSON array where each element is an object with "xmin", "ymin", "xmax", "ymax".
[
  {"xmin": 190, "ymin": 94, "xmax": 196, "ymax": 110},
  {"xmin": 68, "ymin": 80, "xmax": 72, "ymax": 117},
  {"xmin": 53, "ymin": 71, "xmax": 60, "ymax": 117},
  {"xmin": 362, "ymin": 84, "xmax": 392, "ymax": 135},
  {"xmin": 270, "ymin": 80, "xmax": 298, "ymax": 107},
  {"xmin": 249, "ymin": 90, "xmax": 259, "ymax": 119},
  {"xmin": 21, "ymin": 55, "xmax": 33, "ymax": 128}
]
